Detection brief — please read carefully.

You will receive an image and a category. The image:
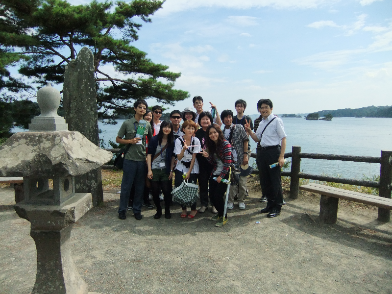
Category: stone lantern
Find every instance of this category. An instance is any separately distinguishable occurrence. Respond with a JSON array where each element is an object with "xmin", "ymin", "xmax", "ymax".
[{"xmin": 0, "ymin": 83, "xmax": 112, "ymax": 293}]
